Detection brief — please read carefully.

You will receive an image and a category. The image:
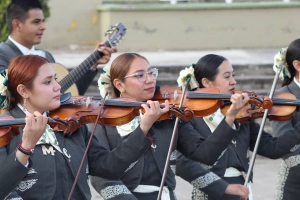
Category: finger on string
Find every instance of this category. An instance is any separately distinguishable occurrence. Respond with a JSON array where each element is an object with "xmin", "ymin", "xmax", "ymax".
[
  {"xmin": 153, "ymin": 101, "xmax": 160, "ymax": 110},
  {"xmin": 163, "ymin": 100, "xmax": 170, "ymax": 112},
  {"xmin": 33, "ymin": 111, "xmax": 43, "ymax": 123},
  {"xmin": 25, "ymin": 115, "xmax": 33, "ymax": 128},
  {"xmin": 141, "ymin": 103, "xmax": 150, "ymax": 113},
  {"xmin": 98, "ymin": 48, "xmax": 108, "ymax": 54}
]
